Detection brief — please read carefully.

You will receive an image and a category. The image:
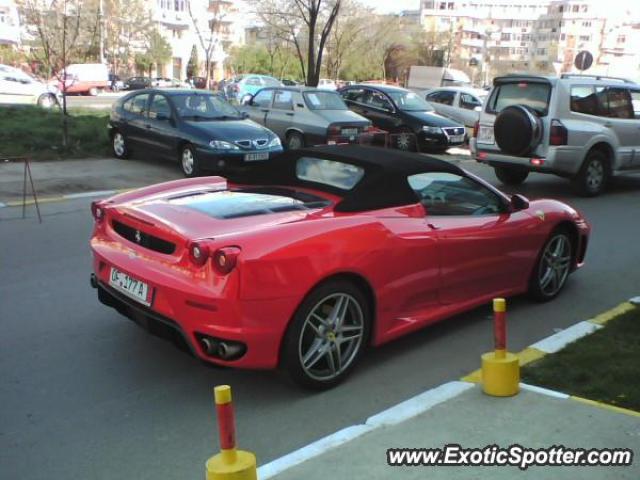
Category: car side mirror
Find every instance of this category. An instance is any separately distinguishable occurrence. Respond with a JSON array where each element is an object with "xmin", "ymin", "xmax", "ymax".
[
  {"xmin": 474, "ymin": 106, "xmax": 482, "ymax": 112},
  {"xmin": 510, "ymin": 194, "xmax": 529, "ymax": 211},
  {"xmin": 241, "ymin": 111, "xmax": 249, "ymax": 119},
  {"xmin": 241, "ymin": 94, "xmax": 253, "ymax": 106}
]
